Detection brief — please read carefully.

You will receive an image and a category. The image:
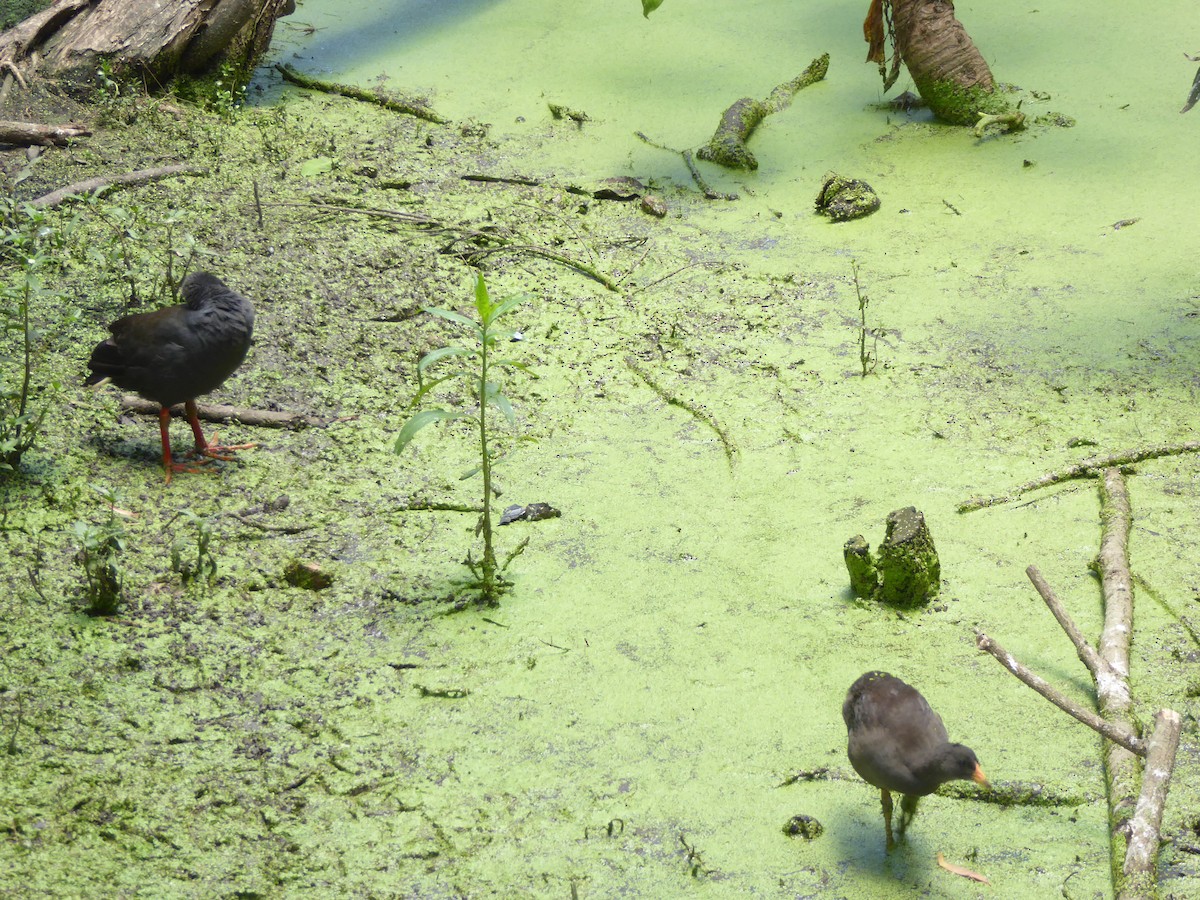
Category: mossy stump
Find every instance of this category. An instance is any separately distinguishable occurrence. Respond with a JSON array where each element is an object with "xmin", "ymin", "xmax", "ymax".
[{"xmin": 844, "ymin": 506, "xmax": 940, "ymax": 608}]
